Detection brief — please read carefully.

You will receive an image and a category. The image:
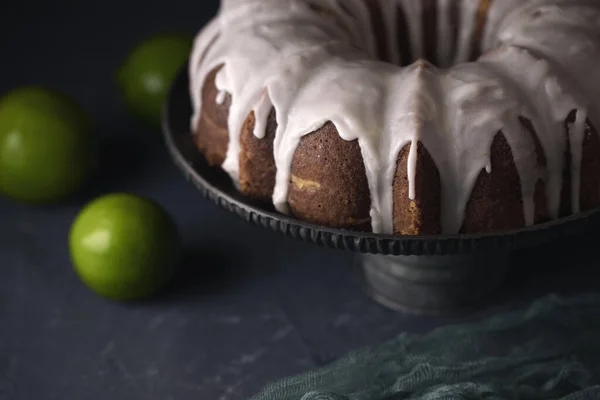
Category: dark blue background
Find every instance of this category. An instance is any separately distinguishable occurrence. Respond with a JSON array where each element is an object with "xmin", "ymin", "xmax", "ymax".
[{"xmin": 1, "ymin": 1, "xmax": 599, "ymax": 399}]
